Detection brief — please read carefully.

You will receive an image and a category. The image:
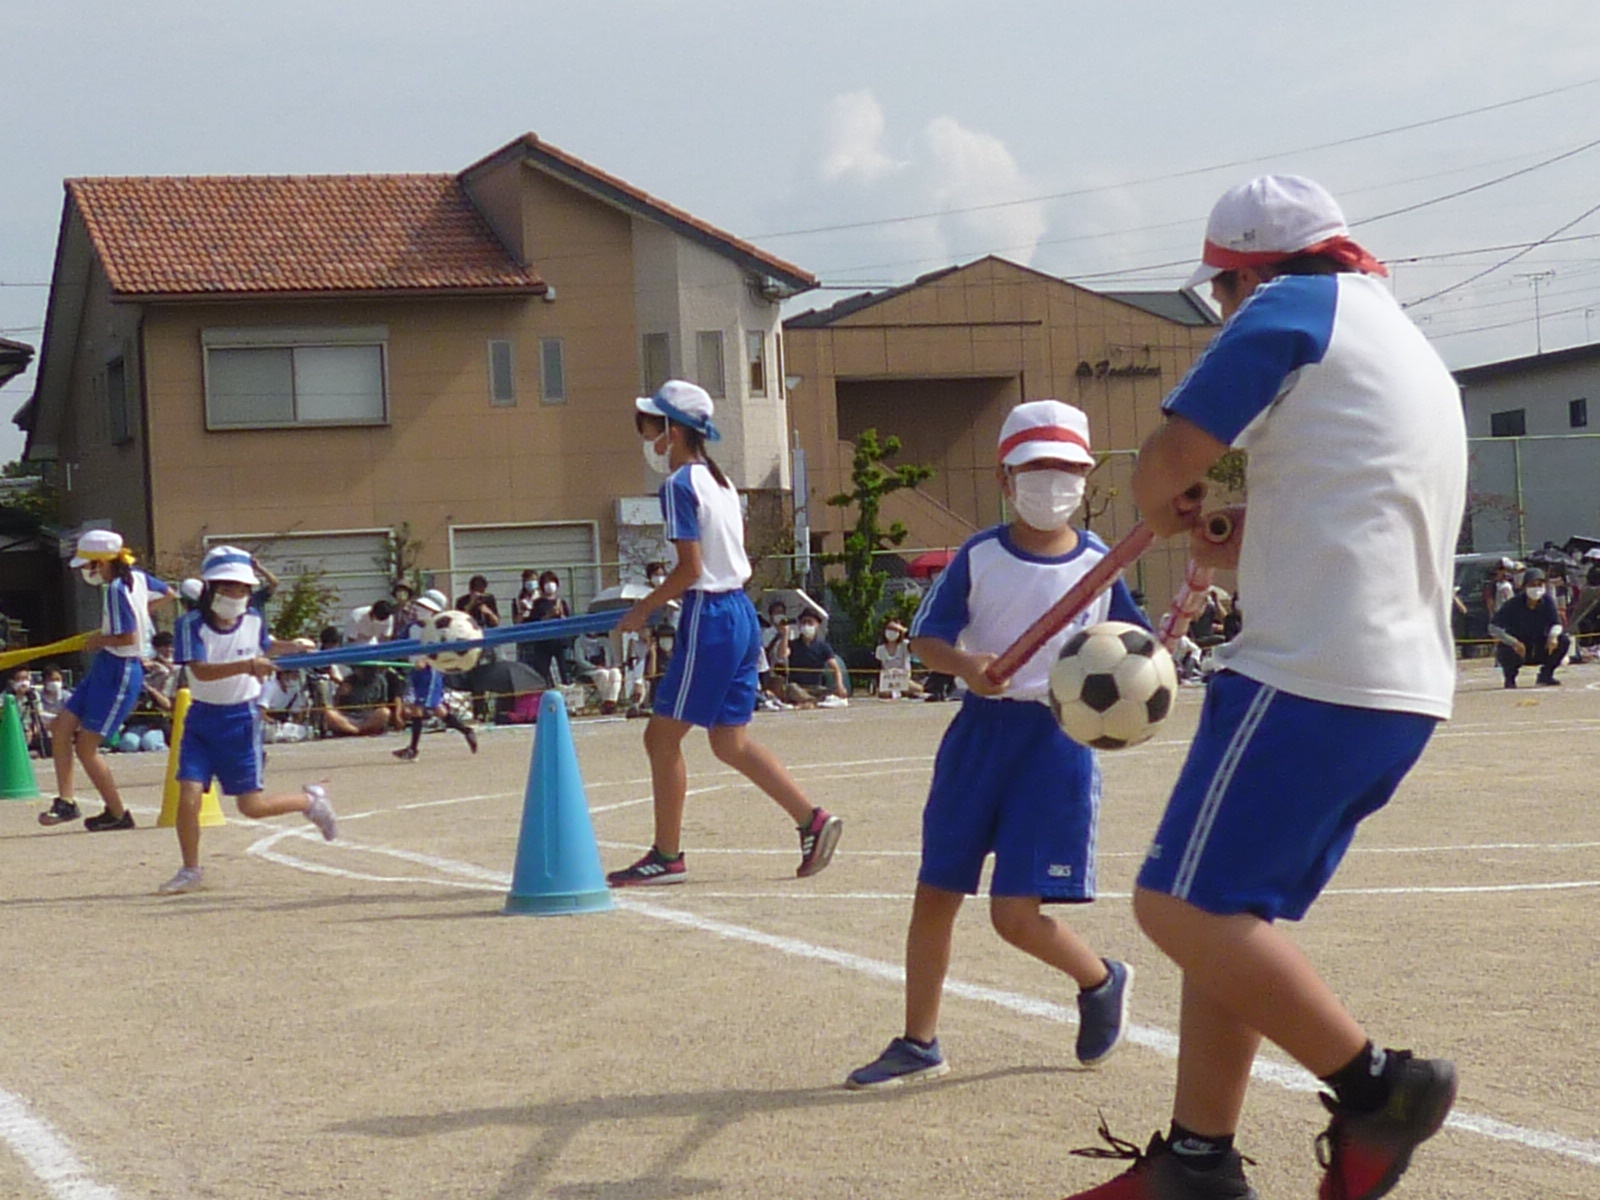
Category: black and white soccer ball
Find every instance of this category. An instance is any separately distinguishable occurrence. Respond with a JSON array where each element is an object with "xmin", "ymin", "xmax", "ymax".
[
  {"xmin": 1048, "ymin": 621, "xmax": 1177, "ymax": 750},
  {"xmin": 419, "ymin": 610, "xmax": 483, "ymax": 673}
]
